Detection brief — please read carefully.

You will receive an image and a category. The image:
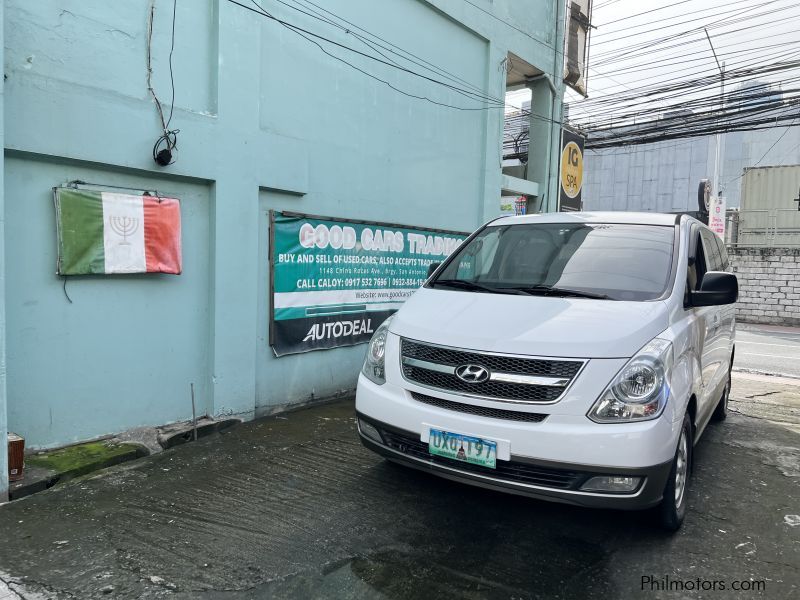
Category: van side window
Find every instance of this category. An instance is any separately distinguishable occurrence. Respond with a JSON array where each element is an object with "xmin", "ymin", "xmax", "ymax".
[
  {"xmin": 687, "ymin": 230, "xmax": 708, "ymax": 292},
  {"xmin": 714, "ymin": 234, "xmax": 730, "ymax": 270},
  {"xmin": 685, "ymin": 228, "xmax": 711, "ymax": 307},
  {"xmin": 700, "ymin": 229, "xmax": 722, "ymax": 272}
]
